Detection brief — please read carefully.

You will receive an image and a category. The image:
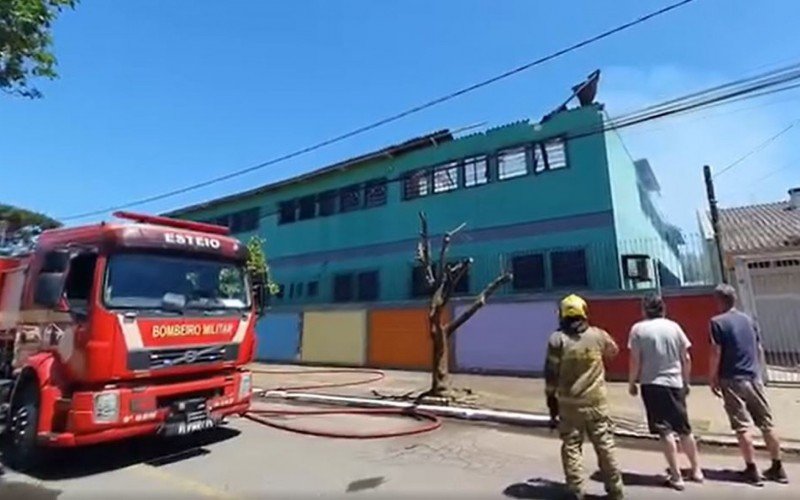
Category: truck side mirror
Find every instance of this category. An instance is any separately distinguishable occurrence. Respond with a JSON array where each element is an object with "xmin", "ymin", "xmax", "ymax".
[
  {"xmin": 34, "ymin": 272, "xmax": 67, "ymax": 308},
  {"xmin": 34, "ymin": 249, "xmax": 72, "ymax": 308}
]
